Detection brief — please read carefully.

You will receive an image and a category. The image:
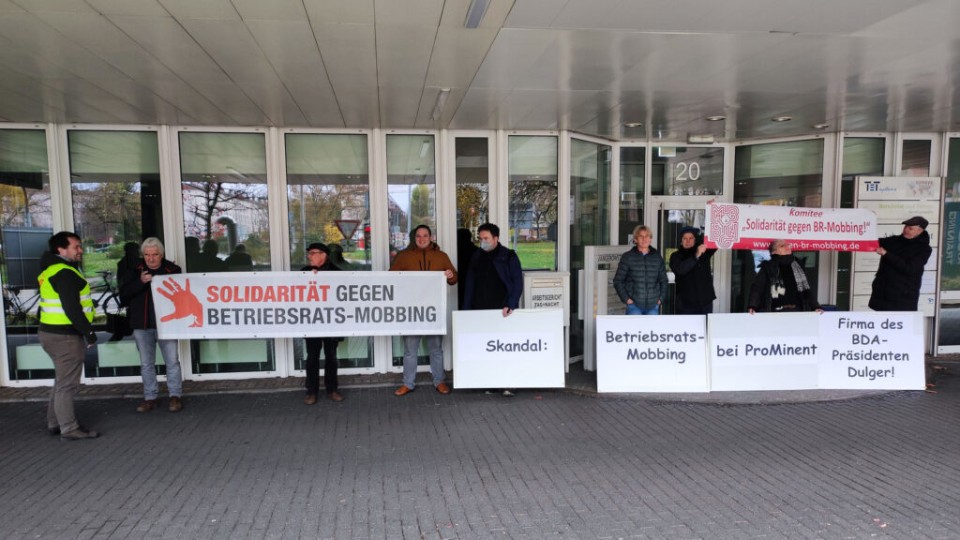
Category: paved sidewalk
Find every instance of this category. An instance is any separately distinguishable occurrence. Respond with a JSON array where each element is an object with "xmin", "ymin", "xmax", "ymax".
[{"xmin": 0, "ymin": 364, "xmax": 957, "ymax": 539}]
